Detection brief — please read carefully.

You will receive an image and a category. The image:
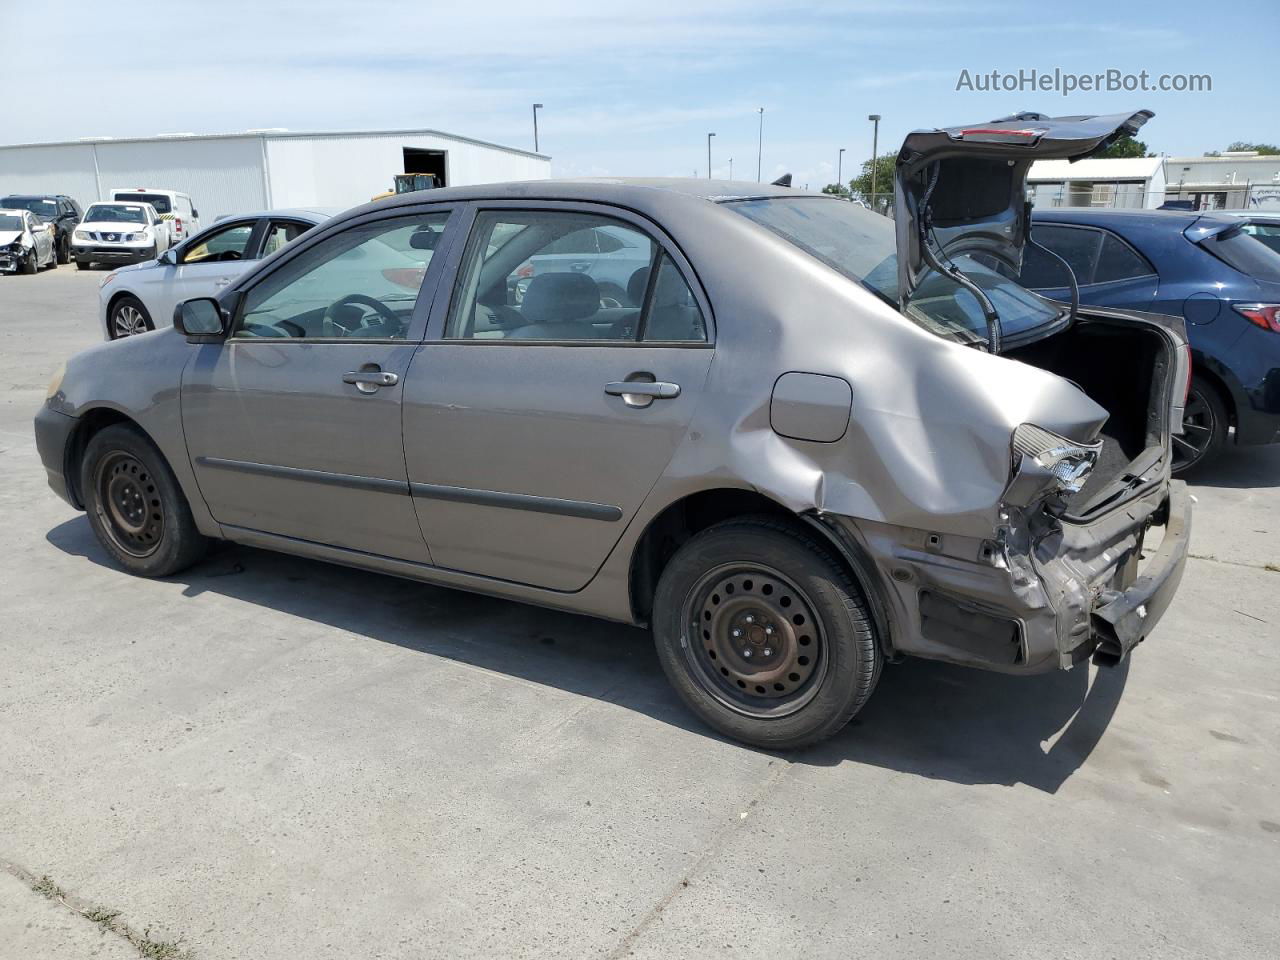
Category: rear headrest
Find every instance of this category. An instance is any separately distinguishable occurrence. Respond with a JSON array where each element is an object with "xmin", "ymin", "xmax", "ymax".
[
  {"xmin": 521, "ymin": 272, "xmax": 600, "ymax": 323},
  {"xmin": 627, "ymin": 267, "xmax": 649, "ymax": 306}
]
